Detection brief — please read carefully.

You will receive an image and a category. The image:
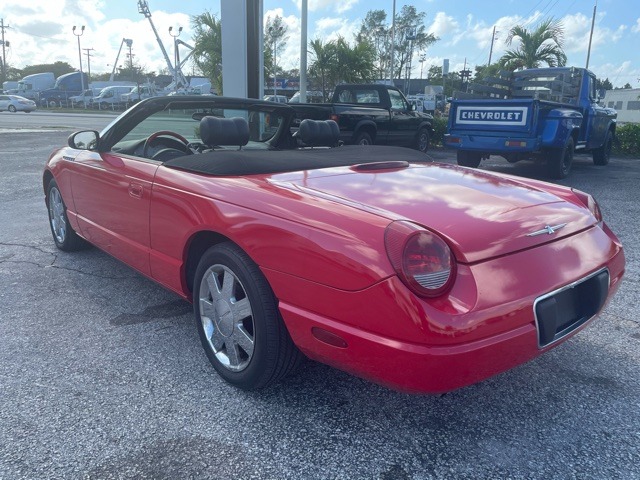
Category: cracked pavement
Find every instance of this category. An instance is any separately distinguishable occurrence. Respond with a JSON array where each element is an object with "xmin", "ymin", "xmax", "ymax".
[{"xmin": 0, "ymin": 122, "xmax": 639, "ymax": 480}]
